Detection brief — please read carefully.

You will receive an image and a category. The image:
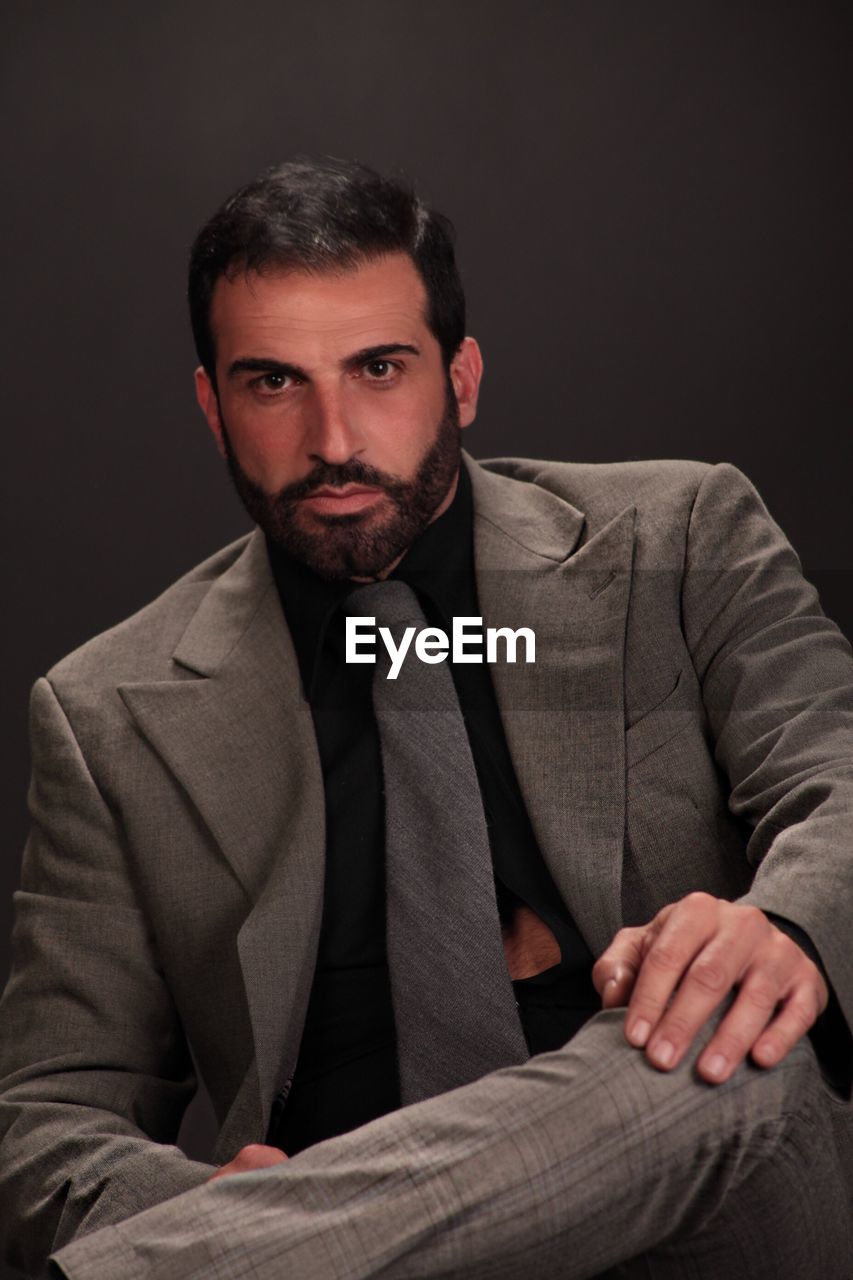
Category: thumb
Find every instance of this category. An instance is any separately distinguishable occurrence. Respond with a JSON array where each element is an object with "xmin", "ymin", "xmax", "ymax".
[{"xmin": 593, "ymin": 928, "xmax": 645, "ymax": 1005}]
